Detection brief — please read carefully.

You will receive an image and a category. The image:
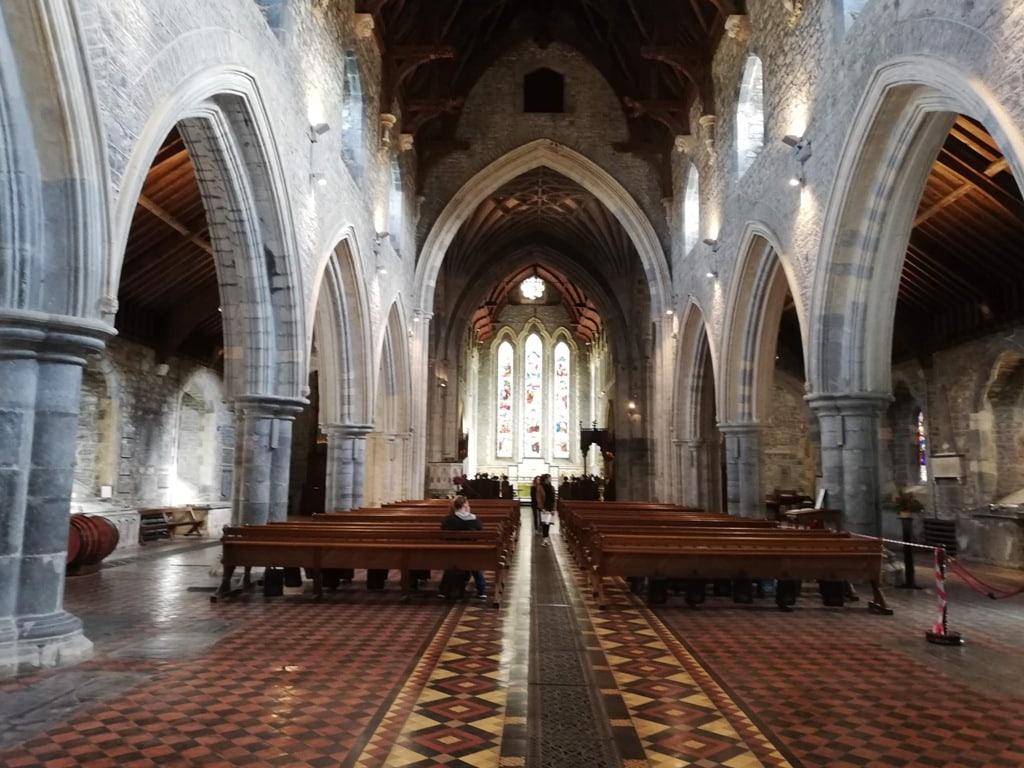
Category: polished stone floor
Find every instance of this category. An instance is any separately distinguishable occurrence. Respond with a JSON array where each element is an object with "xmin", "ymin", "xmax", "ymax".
[{"xmin": 1, "ymin": 512, "xmax": 1023, "ymax": 767}]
